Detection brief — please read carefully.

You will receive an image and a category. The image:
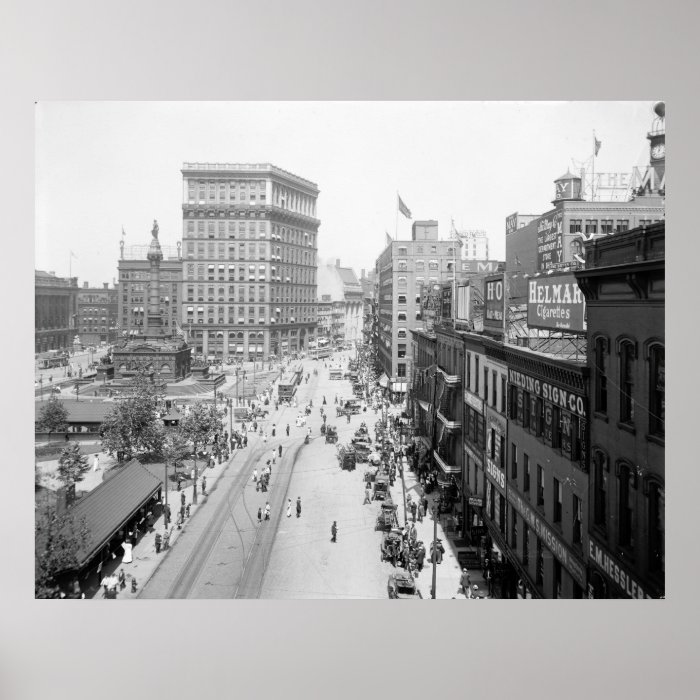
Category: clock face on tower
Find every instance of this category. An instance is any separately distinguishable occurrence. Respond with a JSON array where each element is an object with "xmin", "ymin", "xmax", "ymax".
[{"xmin": 651, "ymin": 143, "xmax": 665, "ymax": 160}]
